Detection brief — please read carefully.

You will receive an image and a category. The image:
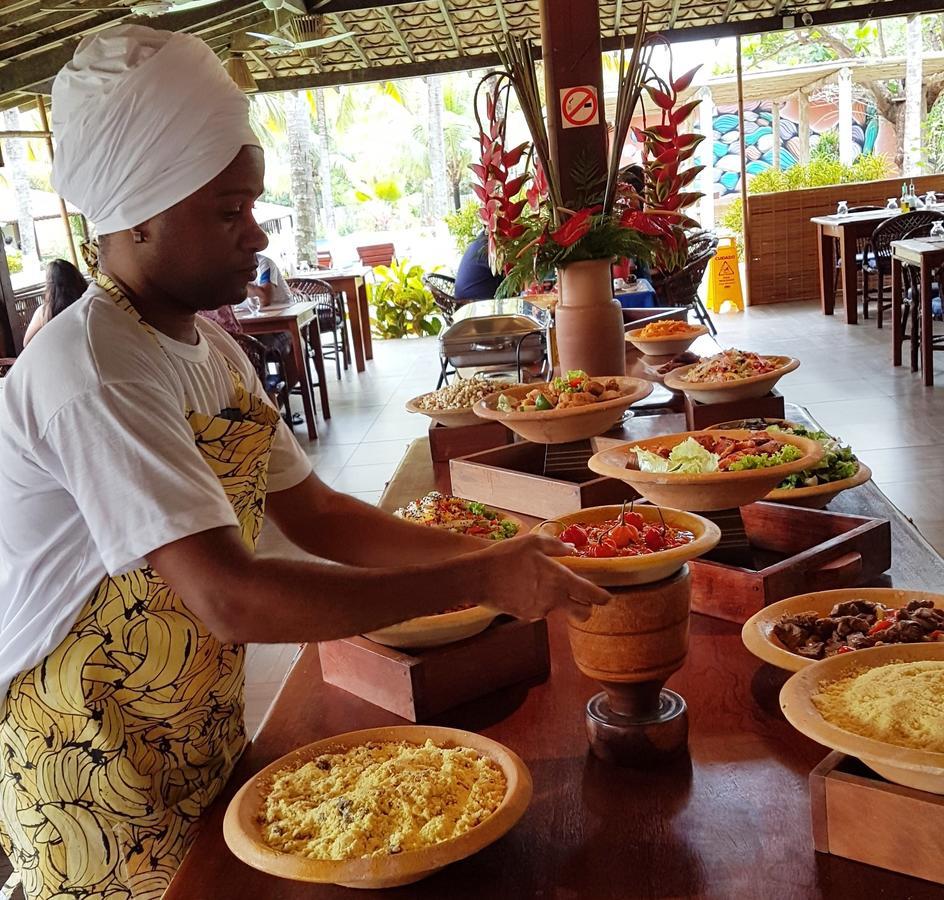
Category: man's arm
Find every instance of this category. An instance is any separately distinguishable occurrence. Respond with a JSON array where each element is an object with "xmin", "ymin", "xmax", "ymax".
[
  {"xmin": 246, "ymin": 281, "xmax": 275, "ymax": 307},
  {"xmin": 266, "ymin": 473, "xmax": 490, "ymax": 567},
  {"xmin": 148, "ymin": 524, "xmax": 609, "ymax": 644}
]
